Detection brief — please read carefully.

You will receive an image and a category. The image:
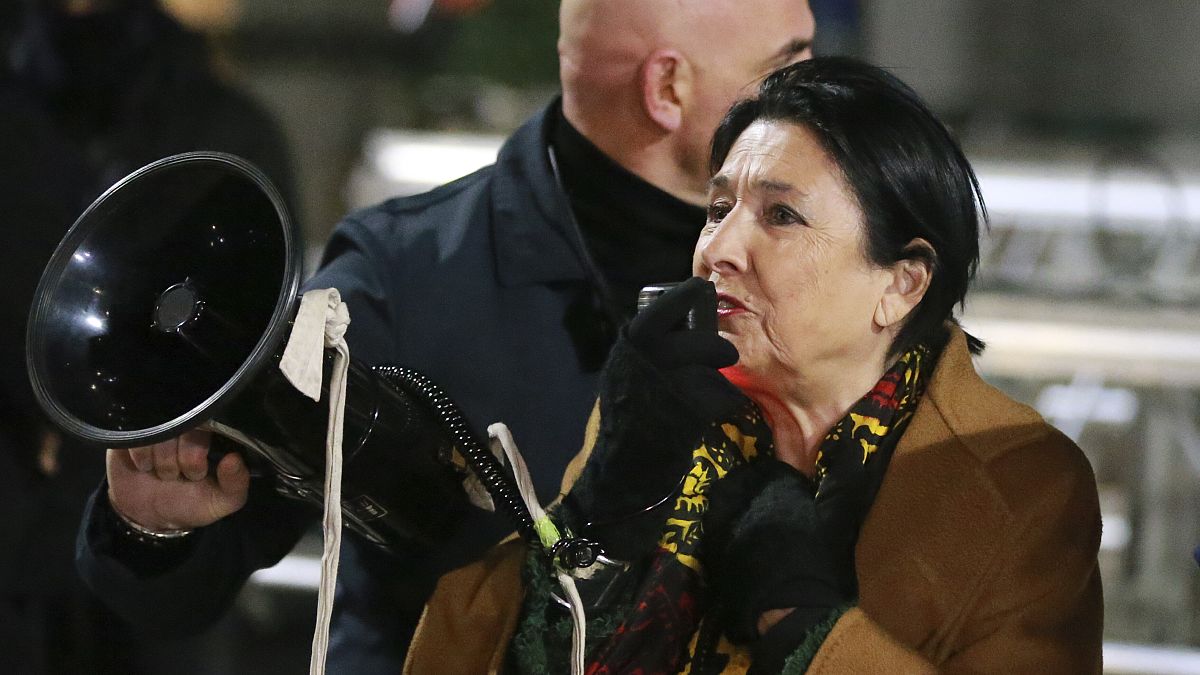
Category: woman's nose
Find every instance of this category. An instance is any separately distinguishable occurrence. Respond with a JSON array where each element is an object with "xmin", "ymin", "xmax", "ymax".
[{"xmin": 697, "ymin": 214, "xmax": 749, "ymax": 276}]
